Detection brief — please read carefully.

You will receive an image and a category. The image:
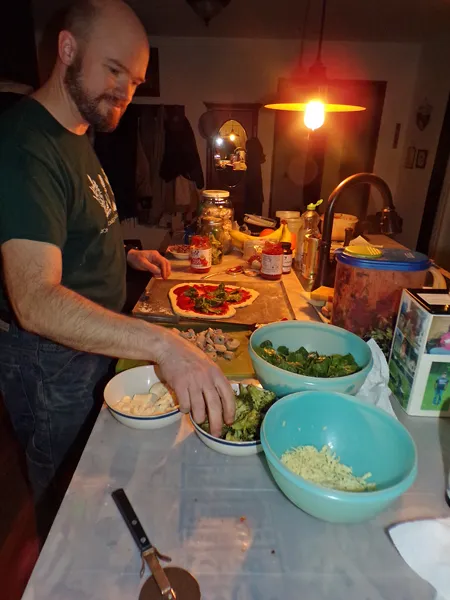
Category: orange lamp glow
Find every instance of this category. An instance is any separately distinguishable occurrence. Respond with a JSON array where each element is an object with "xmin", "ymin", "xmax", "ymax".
[{"xmin": 304, "ymin": 100, "xmax": 325, "ymax": 130}]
